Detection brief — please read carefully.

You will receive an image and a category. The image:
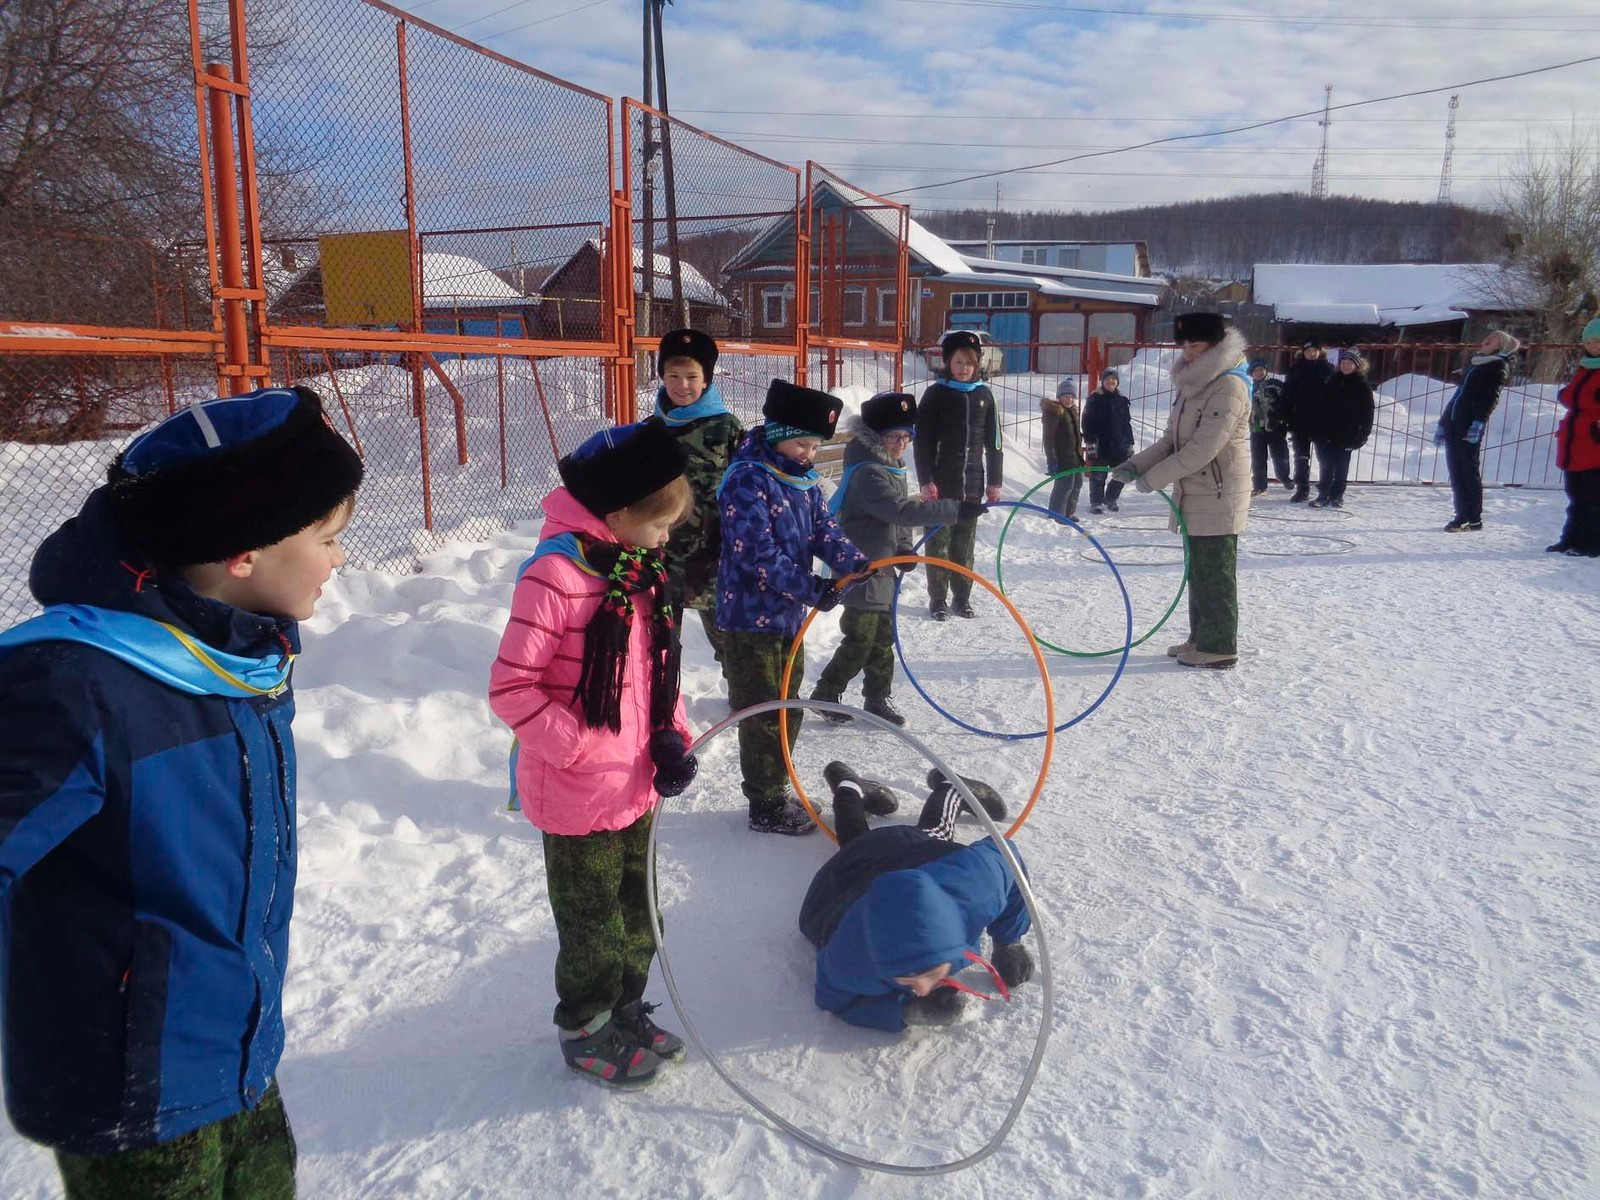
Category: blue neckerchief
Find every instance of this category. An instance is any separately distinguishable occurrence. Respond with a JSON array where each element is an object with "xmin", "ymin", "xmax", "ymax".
[
  {"xmin": 516, "ymin": 531, "xmax": 607, "ymax": 581},
  {"xmin": 1223, "ymin": 362, "xmax": 1253, "ymax": 390},
  {"xmin": 654, "ymin": 382, "xmax": 730, "ymax": 426},
  {"xmin": 1581, "ymin": 356, "xmax": 1600, "ymax": 369},
  {"xmin": 717, "ymin": 438, "xmax": 820, "ymax": 501},
  {"xmin": 828, "ymin": 460, "xmax": 904, "ymax": 515},
  {"xmin": 0, "ymin": 604, "xmax": 293, "ymax": 698},
  {"xmin": 940, "ymin": 378, "xmax": 984, "ymax": 393}
]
